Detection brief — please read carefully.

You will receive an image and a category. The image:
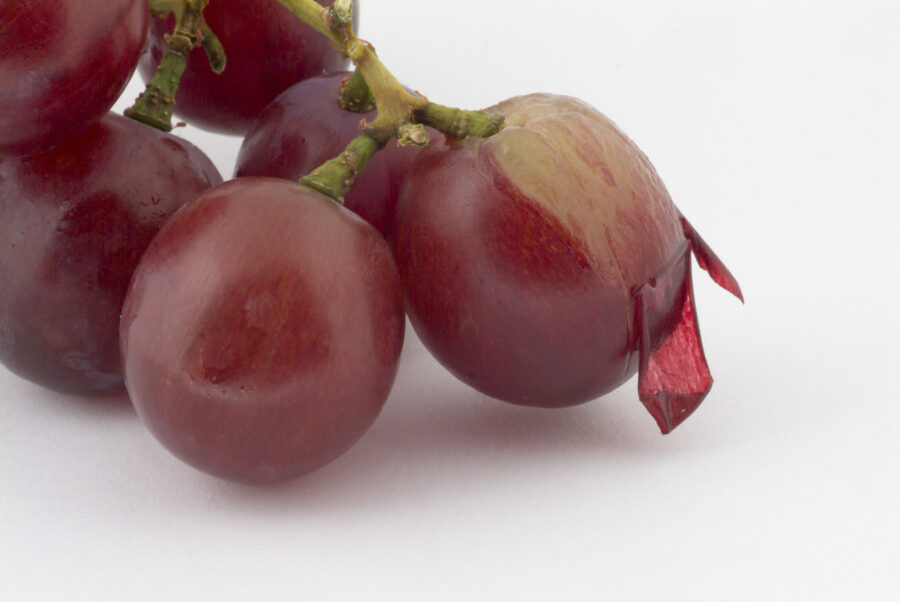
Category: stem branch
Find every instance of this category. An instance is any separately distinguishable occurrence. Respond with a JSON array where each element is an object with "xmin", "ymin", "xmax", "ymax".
[
  {"xmin": 339, "ymin": 69, "xmax": 376, "ymax": 113},
  {"xmin": 300, "ymin": 132, "xmax": 386, "ymax": 201},
  {"xmin": 148, "ymin": 0, "xmax": 183, "ymax": 16},
  {"xmin": 125, "ymin": 0, "xmax": 225, "ymax": 131},
  {"xmin": 277, "ymin": 1, "xmax": 507, "ymax": 202},
  {"xmin": 416, "ymin": 103, "xmax": 506, "ymax": 139}
]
